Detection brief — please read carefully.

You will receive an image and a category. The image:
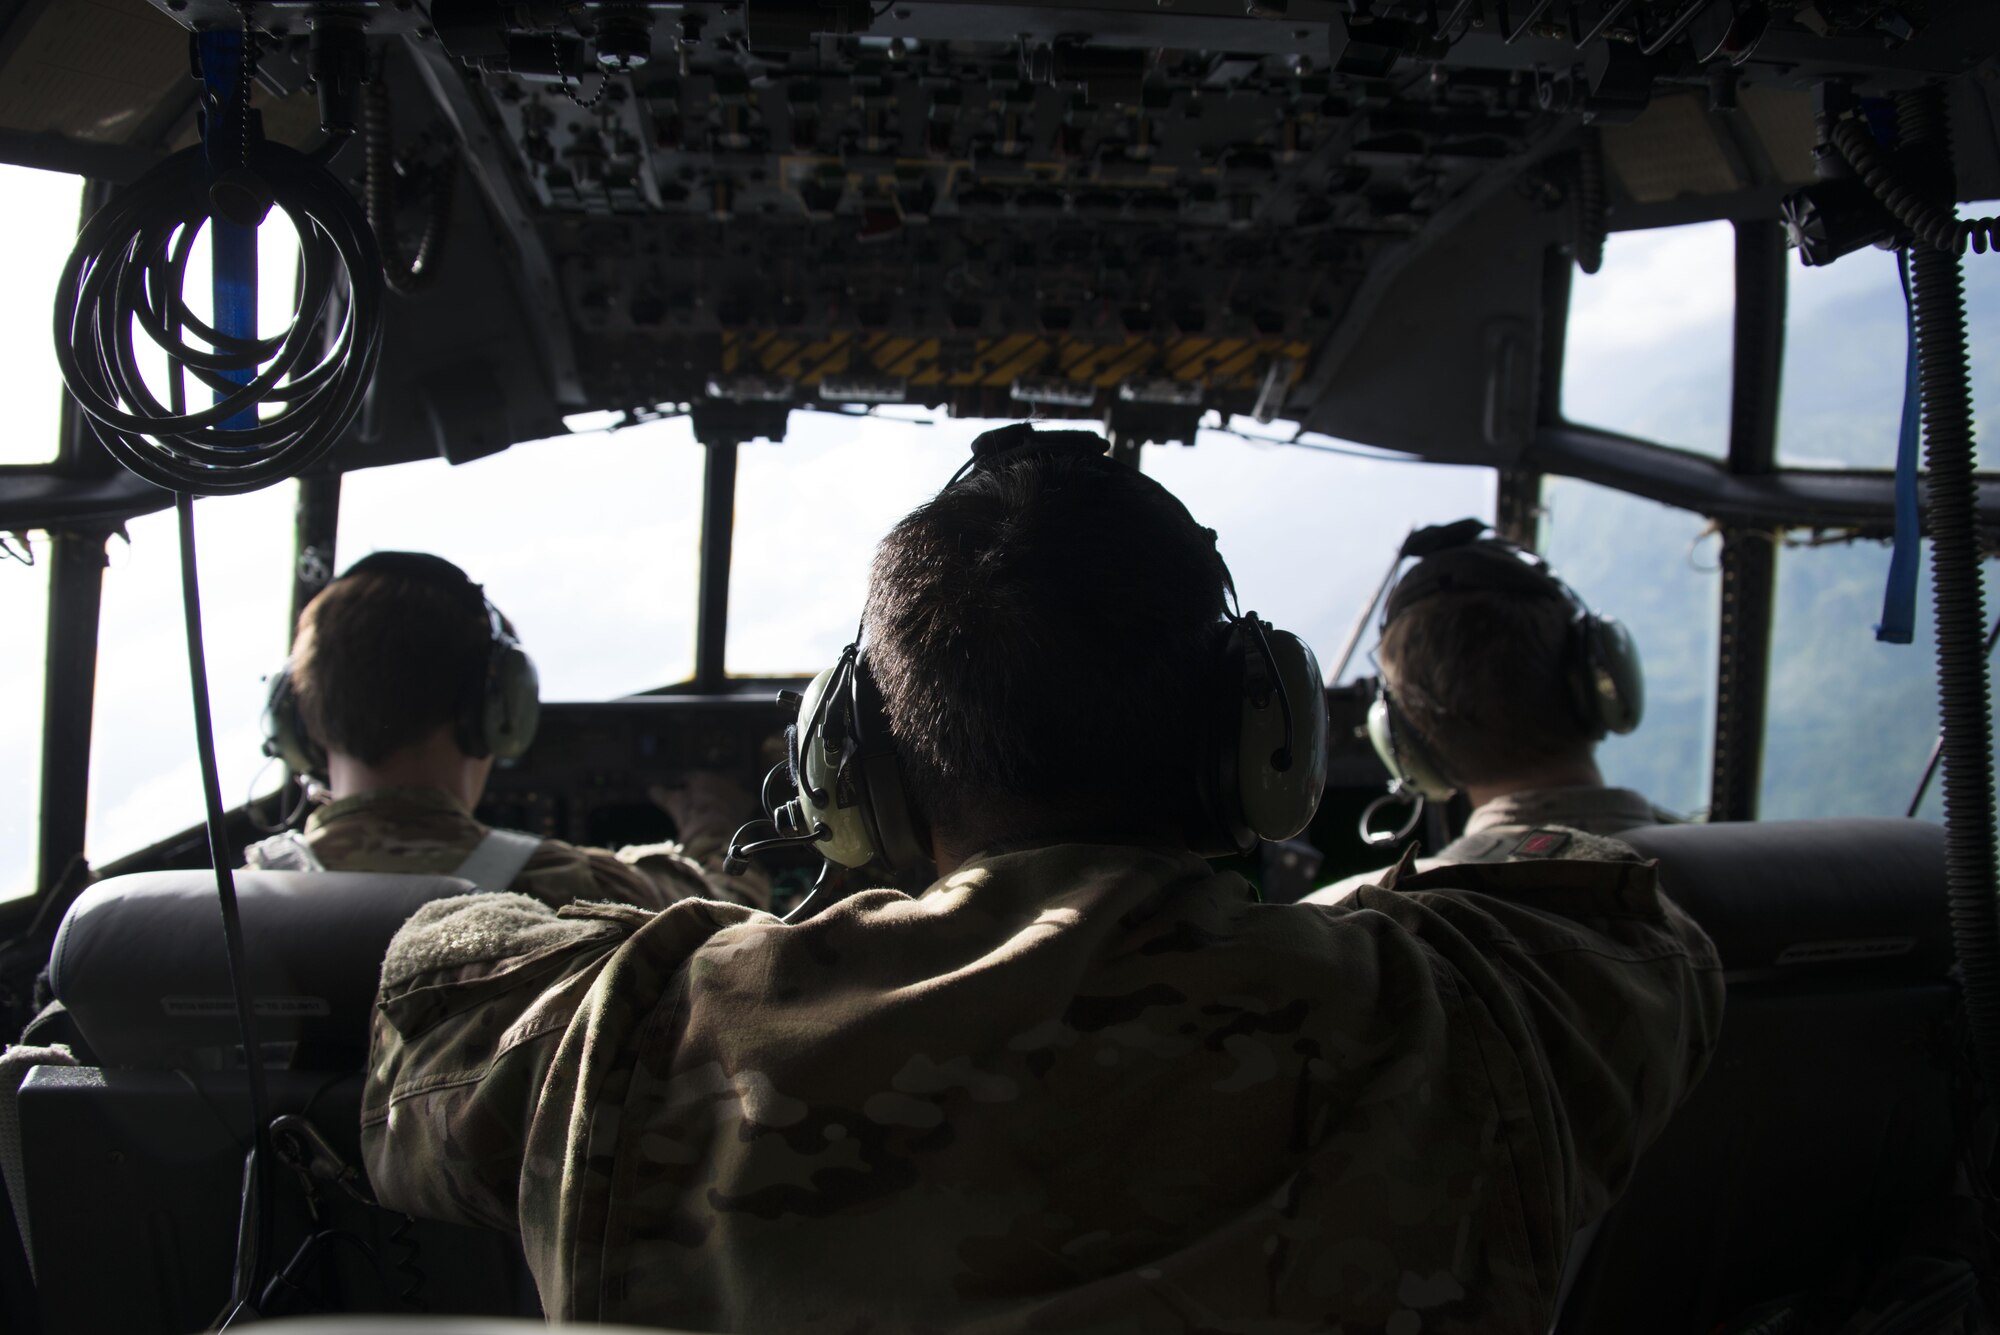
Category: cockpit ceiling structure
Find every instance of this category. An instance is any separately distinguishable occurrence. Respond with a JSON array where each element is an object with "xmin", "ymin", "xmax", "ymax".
[{"xmin": 0, "ymin": 0, "xmax": 1997, "ymax": 490}]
